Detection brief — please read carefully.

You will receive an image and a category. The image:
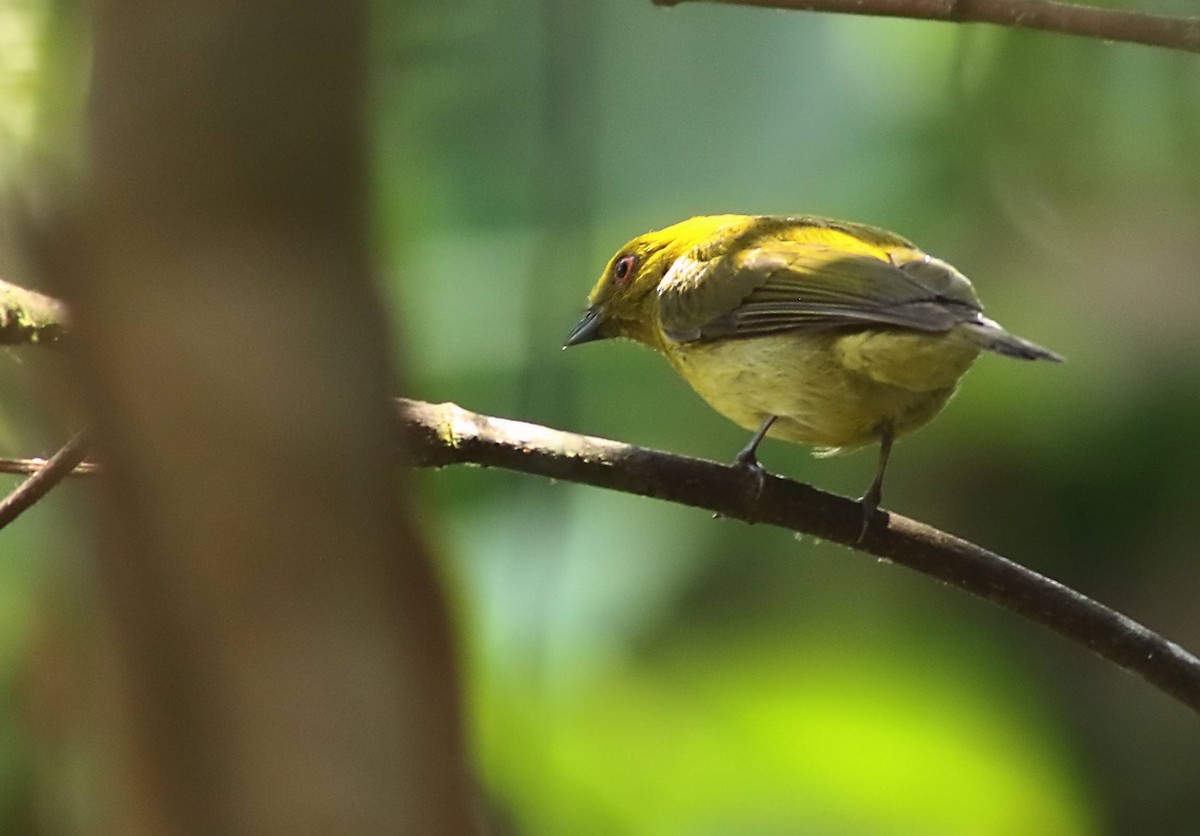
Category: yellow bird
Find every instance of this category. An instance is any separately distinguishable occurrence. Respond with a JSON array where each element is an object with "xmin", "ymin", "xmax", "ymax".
[{"xmin": 564, "ymin": 214, "xmax": 1061, "ymax": 536}]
